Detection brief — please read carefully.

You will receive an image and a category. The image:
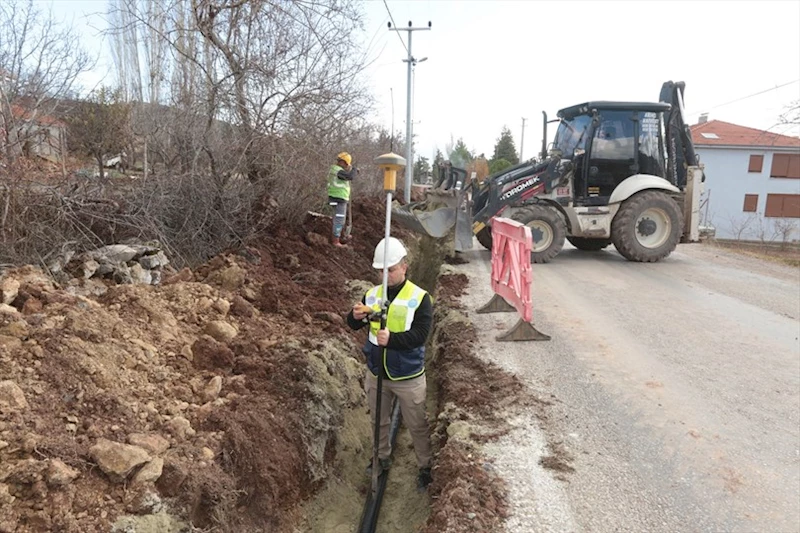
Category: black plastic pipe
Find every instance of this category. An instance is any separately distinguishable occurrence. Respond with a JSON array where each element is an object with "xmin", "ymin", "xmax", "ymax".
[{"xmin": 357, "ymin": 399, "xmax": 401, "ymax": 533}]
